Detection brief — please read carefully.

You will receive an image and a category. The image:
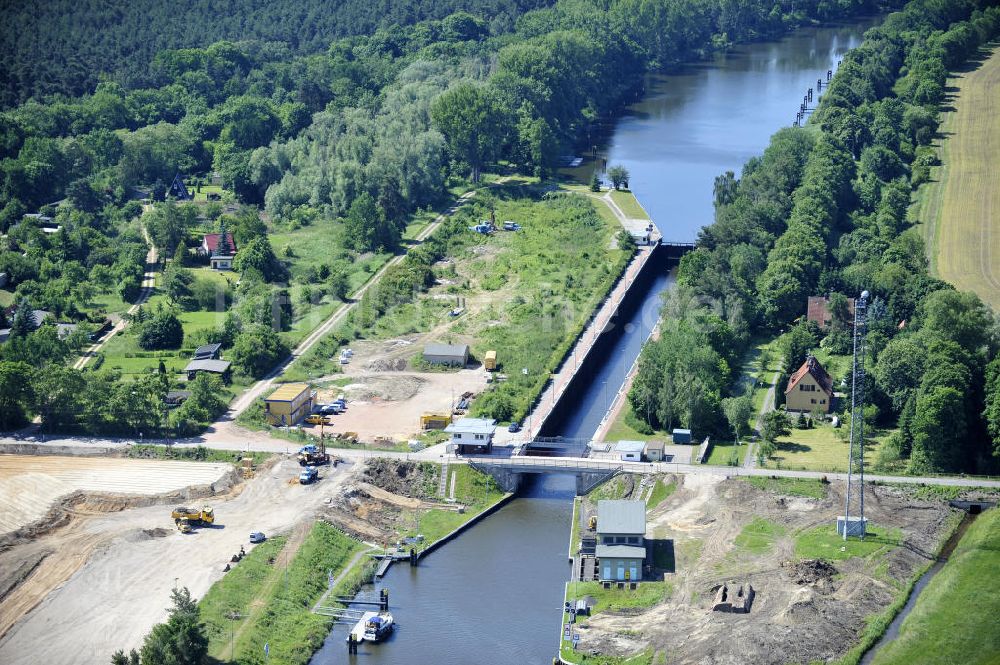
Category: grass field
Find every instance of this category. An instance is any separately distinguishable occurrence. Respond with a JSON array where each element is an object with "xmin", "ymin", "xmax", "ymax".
[
  {"xmin": 745, "ymin": 476, "xmax": 828, "ymax": 499},
  {"xmin": 768, "ymin": 422, "xmax": 892, "ymax": 472},
  {"xmin": 794, "ymin": 523, "xmax": 903, "ymax": 561},
  {"xmin": 705, "ymin": 441, "xmax": 747, "ymax": 466},
  {"xmin": 870, "ymin": 508, "xmax": 1000, "ymax": 665},
  {"xmin": 911, "ymin": 45, "xmax": 1000, "ymax": 310},
  {"xmin": 735, "ymin": 517, "xmax": 787, "ymax": 555},
  {"xmin": 609, "ymin": 190, "xmax": 651, "ymax": 220},
  {"xmin": 603, "ymin": 403, "xmax": 672, "ymax": 443}
]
